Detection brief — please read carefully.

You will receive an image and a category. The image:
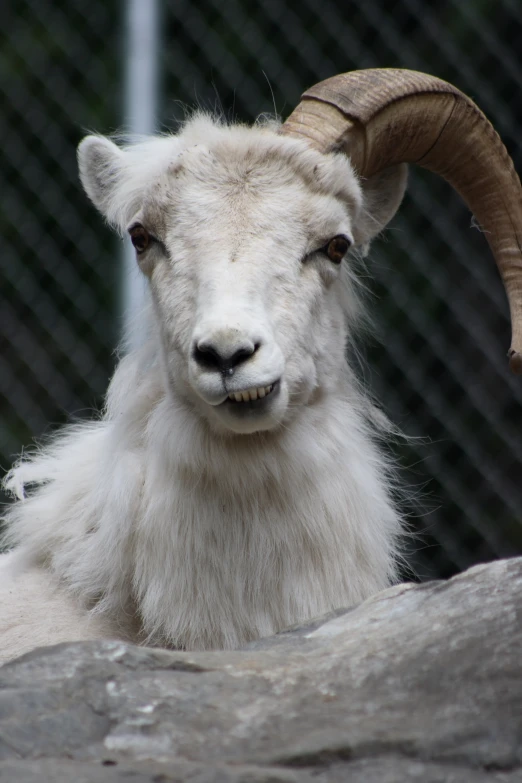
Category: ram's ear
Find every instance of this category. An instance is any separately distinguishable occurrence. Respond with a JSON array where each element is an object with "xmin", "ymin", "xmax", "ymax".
[
  {"xmin": 354, "ymin": 163, "xmax": 408, "ymax": 253},
  {"xmin": 77, "ymin": 135, "xmax": 123, "ymax": 220}
]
